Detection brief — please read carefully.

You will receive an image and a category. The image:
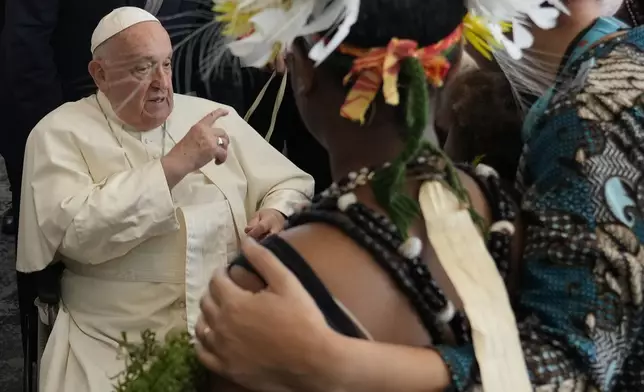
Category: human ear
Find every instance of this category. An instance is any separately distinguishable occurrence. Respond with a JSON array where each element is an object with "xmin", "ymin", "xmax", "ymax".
[{"xmin": 88, "ymin": 60, "xmax": 108, "ymax": 91}]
